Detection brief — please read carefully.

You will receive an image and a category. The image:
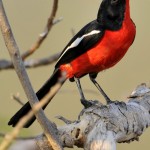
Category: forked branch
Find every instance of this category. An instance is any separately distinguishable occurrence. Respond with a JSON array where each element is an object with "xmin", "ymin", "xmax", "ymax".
[
  {"xmin": 0, "ymin": 0, "xmax": 63, "ymax": 150},
  {"xmin": 8, "ymin": 84, "xmax": 150, "ymax": 150}
]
